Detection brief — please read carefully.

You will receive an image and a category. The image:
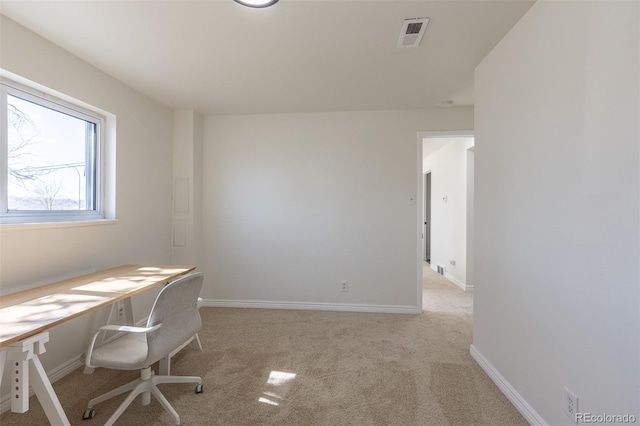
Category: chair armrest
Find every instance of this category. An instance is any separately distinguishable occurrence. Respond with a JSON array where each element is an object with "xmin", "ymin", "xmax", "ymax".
[
  {"xmin": 98, "ymin": 324, "xmax": 161, "ymax": 333},
  {"xmin": 85, "ymin": 323, "xmax": 162, "ymax": 368}
]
